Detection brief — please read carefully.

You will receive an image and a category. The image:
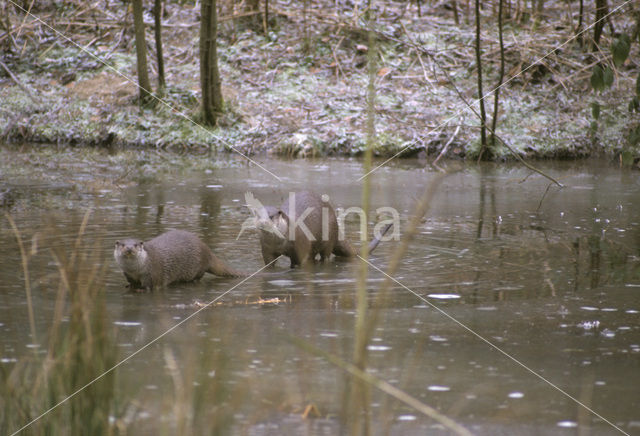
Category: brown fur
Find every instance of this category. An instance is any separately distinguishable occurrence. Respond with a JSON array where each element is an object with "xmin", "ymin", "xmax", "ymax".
[
  {"xmin": 114, "ymin": 230, "xmax": 243, "ymax": 291},
  {"xmin": 258, "ymin": 191, "xmax": 392, "ymax": 267}
]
